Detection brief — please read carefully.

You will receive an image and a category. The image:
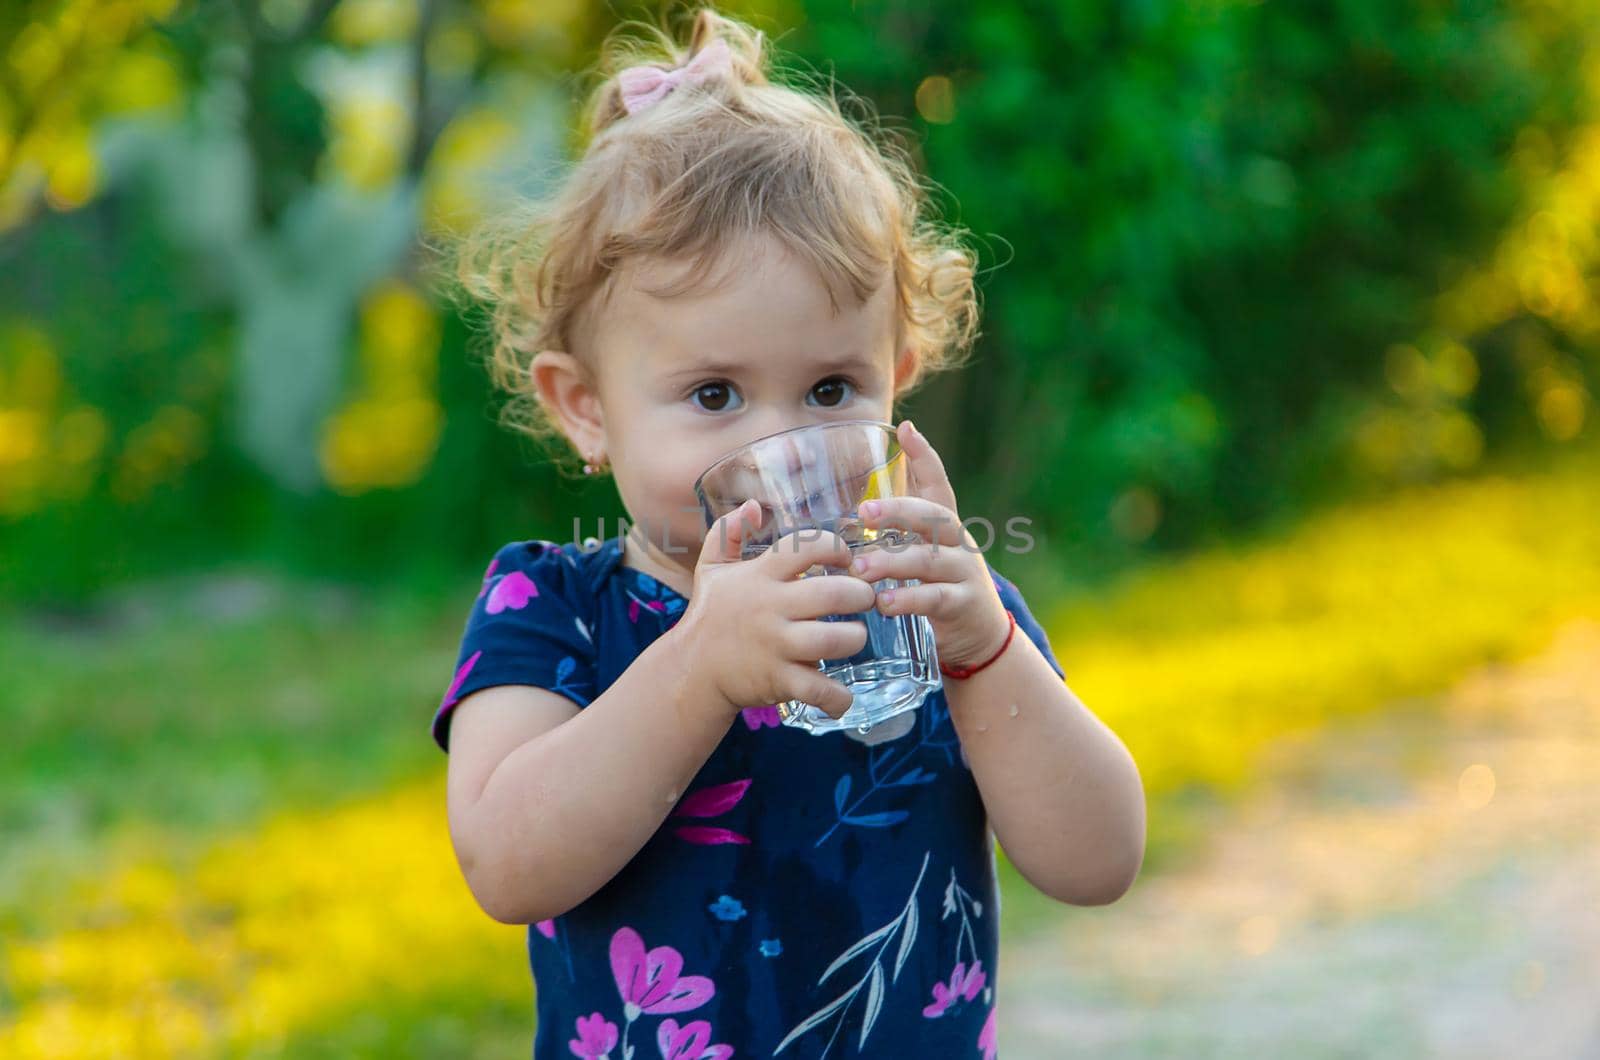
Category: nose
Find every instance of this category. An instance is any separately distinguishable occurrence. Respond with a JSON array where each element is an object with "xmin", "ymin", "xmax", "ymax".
[
  {"xmin": 731, "ymin": 415, "xmax": 825, "ymax": 473},
  {"xmin": 785, "ymin": 432, "xmax": 846, "ymax": 497},
  {"xmin": 727, "ymin": 426, "xmax": 827, "ymax": 519},
  {"xmin": 779, "ymin": 435, "xmax": 811, "ymax": 477}
]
